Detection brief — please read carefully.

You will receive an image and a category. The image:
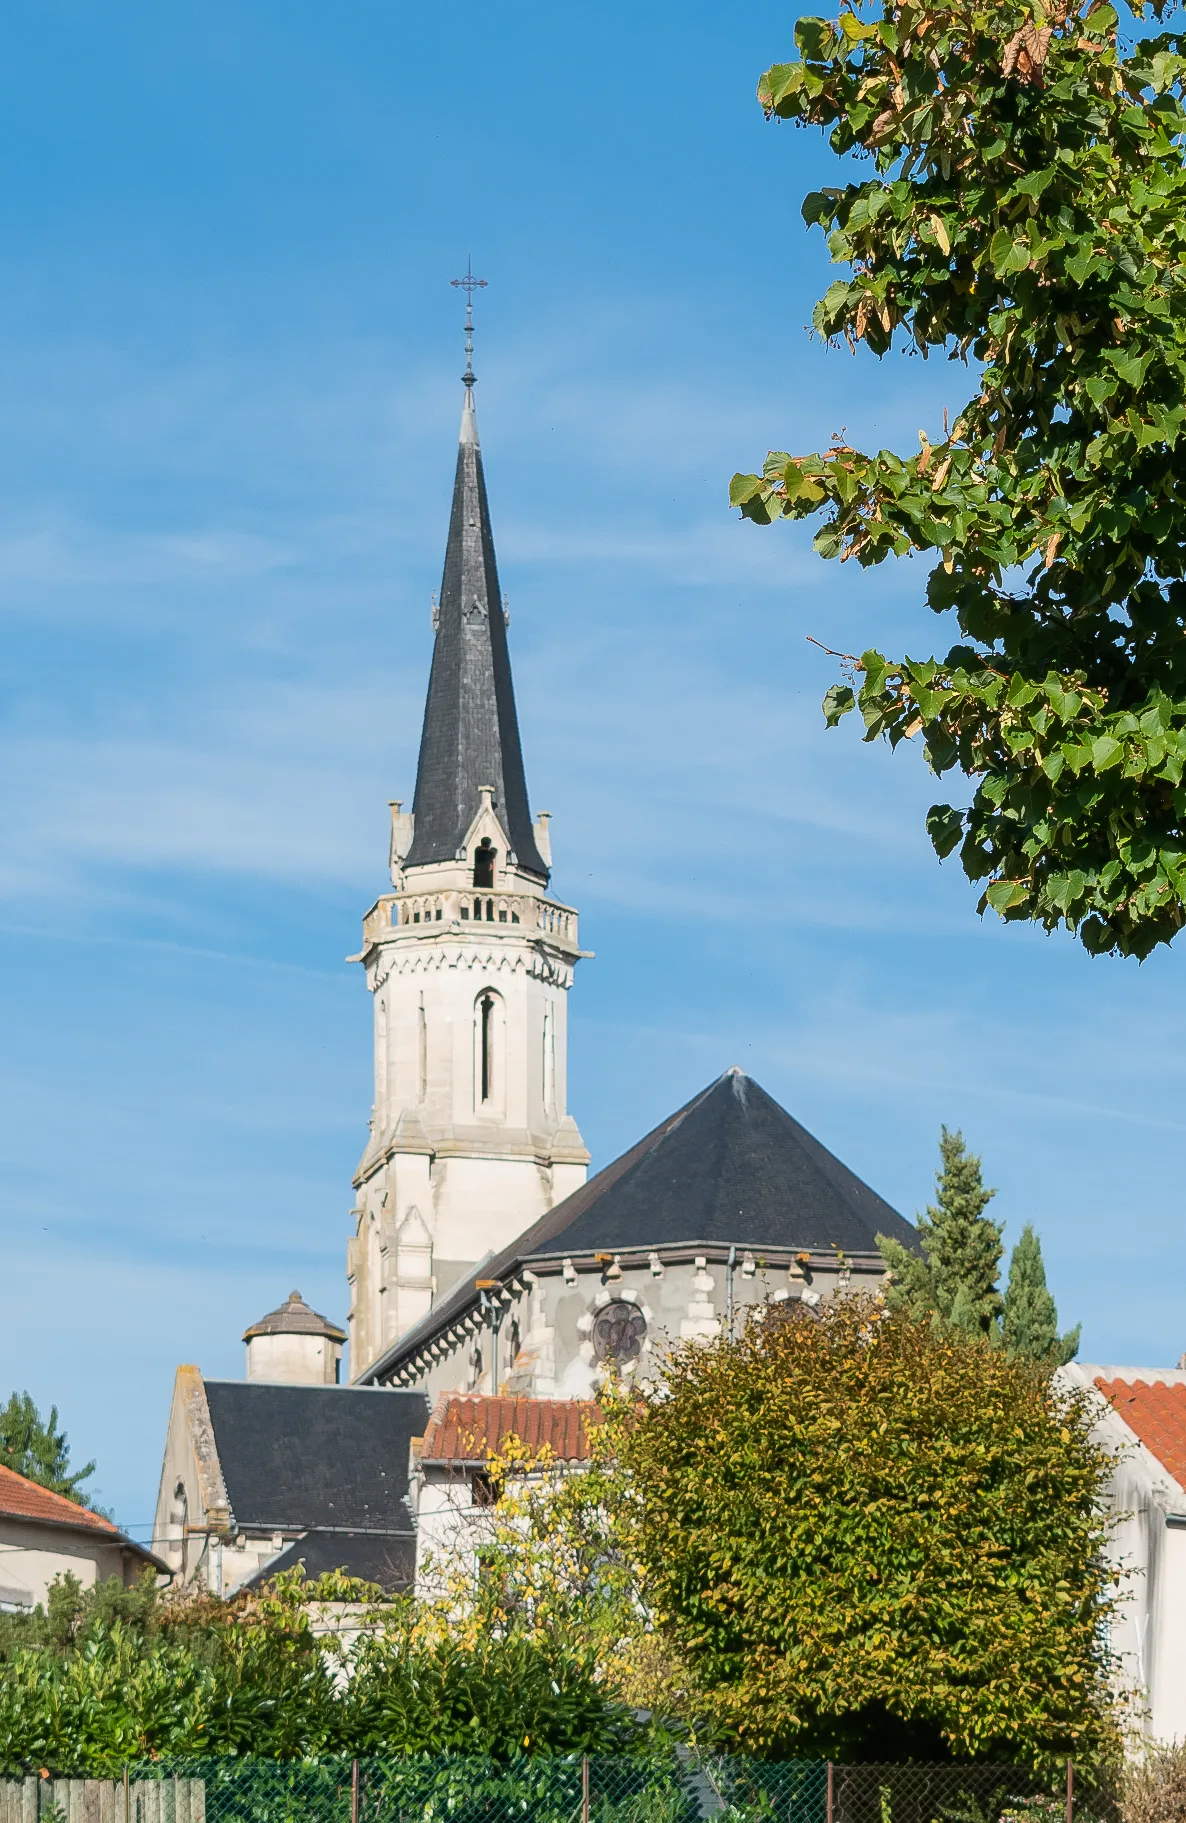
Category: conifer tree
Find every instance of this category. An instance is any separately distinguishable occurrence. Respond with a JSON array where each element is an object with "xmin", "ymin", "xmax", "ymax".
[
  {"xmin": 0, "ymin": 1392, "xmax": 95, "ymax": 1504},
  {"xmin": 1003, "ymin": 1224, "xmax": 1080, "ymax": 1366},
  {"xmin": 878, "ymin": 1127, "xmax": 1003, "ymax": 1338}
]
